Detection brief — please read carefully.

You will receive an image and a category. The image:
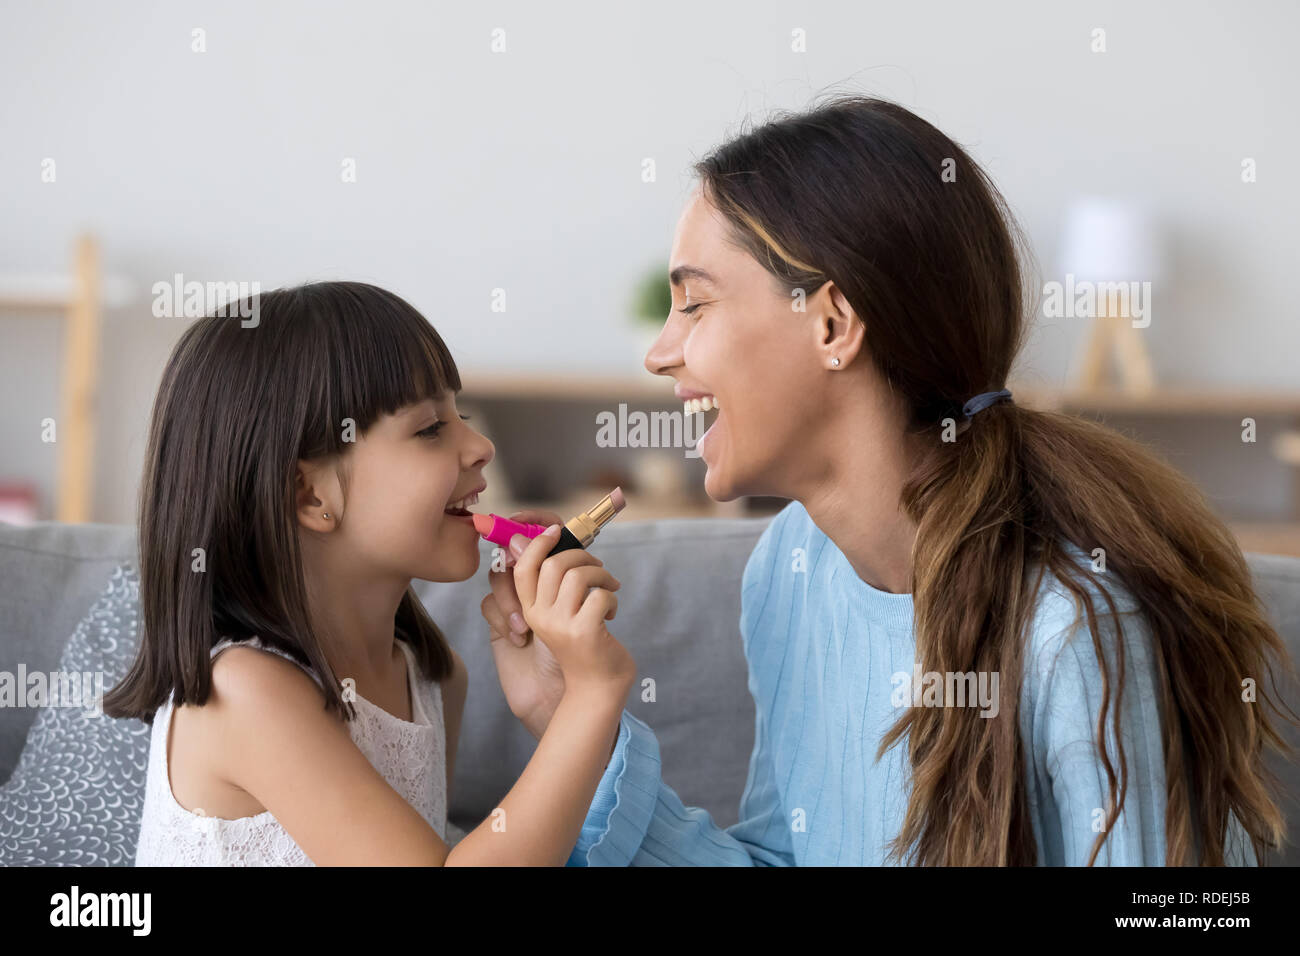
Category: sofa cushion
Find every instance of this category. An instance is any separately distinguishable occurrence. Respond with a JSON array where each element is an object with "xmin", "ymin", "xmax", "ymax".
[
  {"xmin": 0, "ymin": 521, "xmax": 138, "ymax": 778},
  {"xmin": 0, "ymin": 564, "xmax": 150, "ymax": 865}
]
